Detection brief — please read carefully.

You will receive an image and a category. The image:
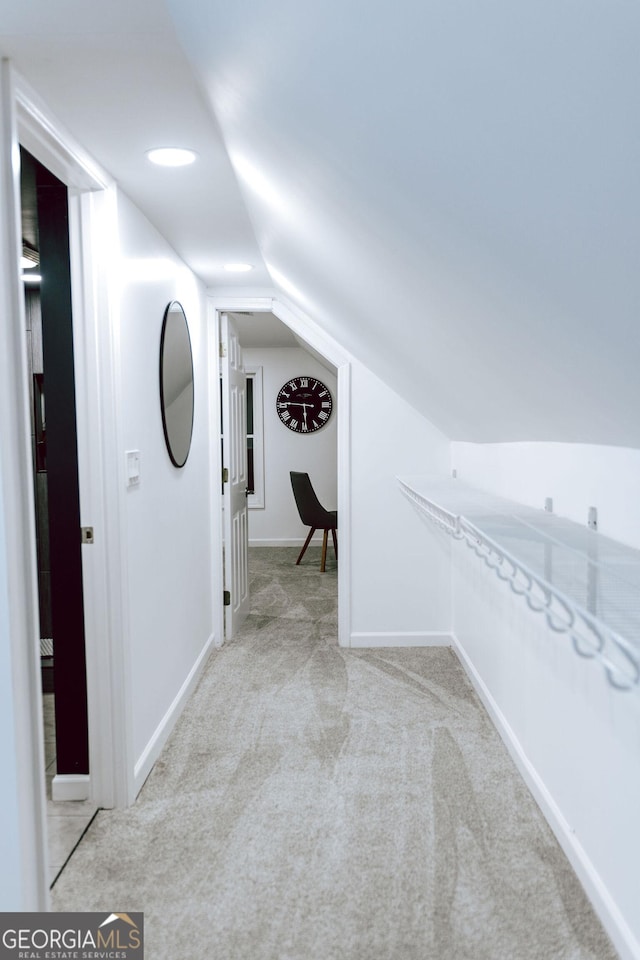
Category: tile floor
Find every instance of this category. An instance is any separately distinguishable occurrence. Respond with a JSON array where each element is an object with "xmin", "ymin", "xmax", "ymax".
[{"xmin": 42, "ymin": 693, "xmax": 98, "ymax": 887}]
